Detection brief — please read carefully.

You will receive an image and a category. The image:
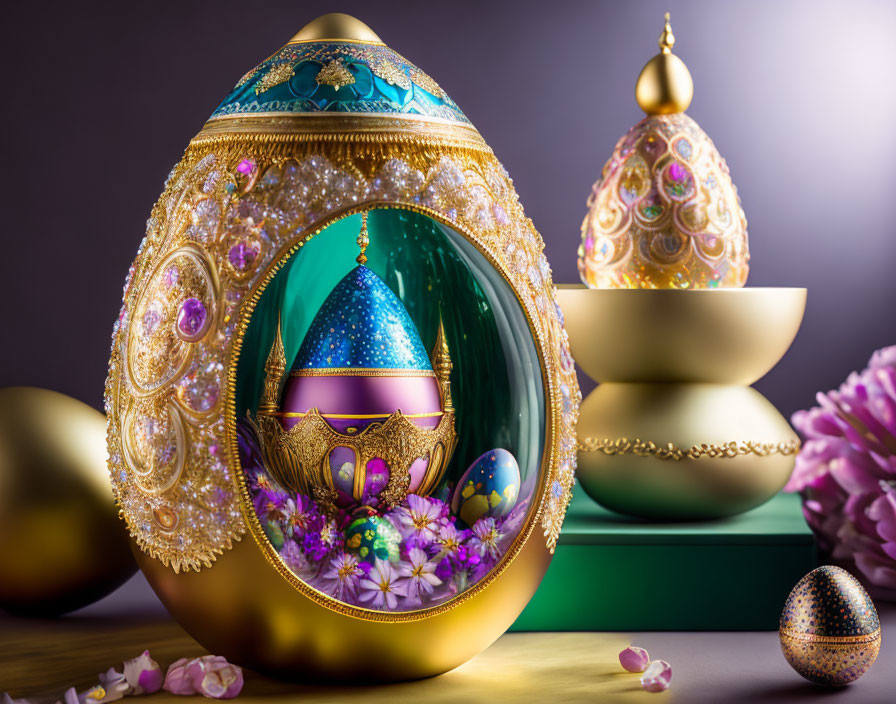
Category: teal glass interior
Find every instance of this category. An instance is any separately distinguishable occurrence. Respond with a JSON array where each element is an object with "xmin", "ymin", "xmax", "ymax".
[{"xmin": 235, "ymin": 207, "xmax": 546, "ymax": 609}]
